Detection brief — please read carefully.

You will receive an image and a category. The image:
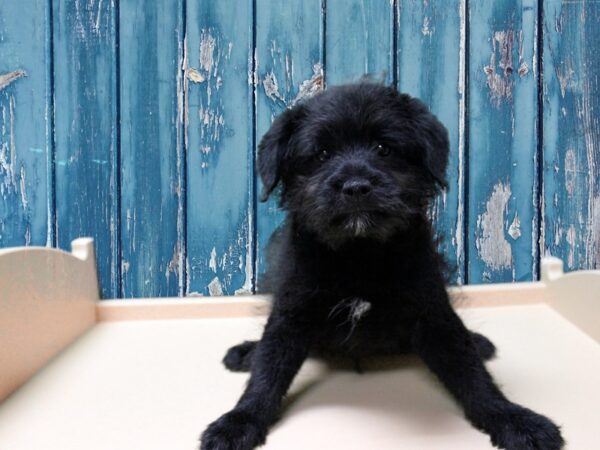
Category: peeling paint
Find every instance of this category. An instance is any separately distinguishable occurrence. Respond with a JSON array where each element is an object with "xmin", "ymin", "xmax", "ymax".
[
  {"xmin": 262, "ymin": 71, "xmax": 285, "ymax": 103},
  {"xmin": 208, "ymin": 276, "xmax": 224, "ymax": 296},
  {"xmin": 566, "ymin": 225, "xmax": 576, "ymax": 268},
  {"xmin": 291, "ymin": 63, "xmax": 324, "ymax": 105},
  {"xmin": 476, "ymin": 182, "xmax": 512, "ymax": 270},
  {"xmin": 508, "ymin": 212, "xmax": 521, "ymax": 240},
  {"xmin": 422, "ymin": 16, "xmax": 432, "ymax": 37},
  {"xmin": 564, "ymin": 148, "xmax": 576, "ymax": 196},
  {"xmin": 199, "ymin": 31, "xmax": 216, "ymax": 73},
  {"xmin": 0, "ymin": 70, "xmax": 26, "ymax": 91},
  {"xmin": 483, "ymin": 31, "xmax": 514, "ymax": 107},
  {"xmin": 209, "ymin": 247, "xmax": 217, "ymax": 272},
  {"xmin": 19, "ymin": 166, "xmax": 27, "ymax": 210},
  {"xmin": 187, "ymin": 67, "xmax": 205, "ymax": 83}
]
